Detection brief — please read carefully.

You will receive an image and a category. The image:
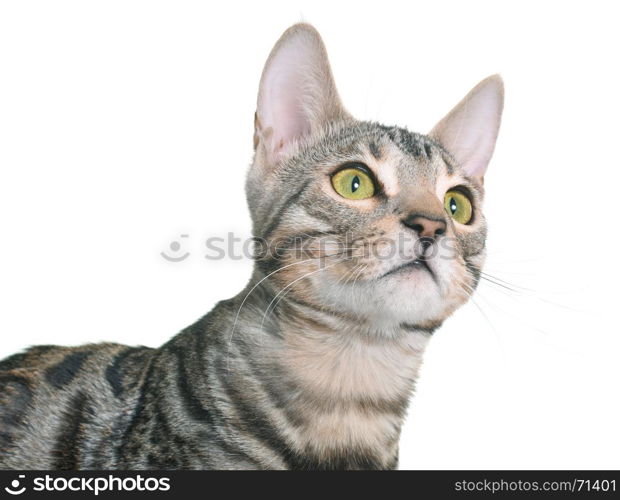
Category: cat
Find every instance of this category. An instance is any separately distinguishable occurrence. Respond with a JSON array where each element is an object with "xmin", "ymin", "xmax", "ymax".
[{"xmin": 0, "ymin": 23, "xmax": 503, "ymax": 470}]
